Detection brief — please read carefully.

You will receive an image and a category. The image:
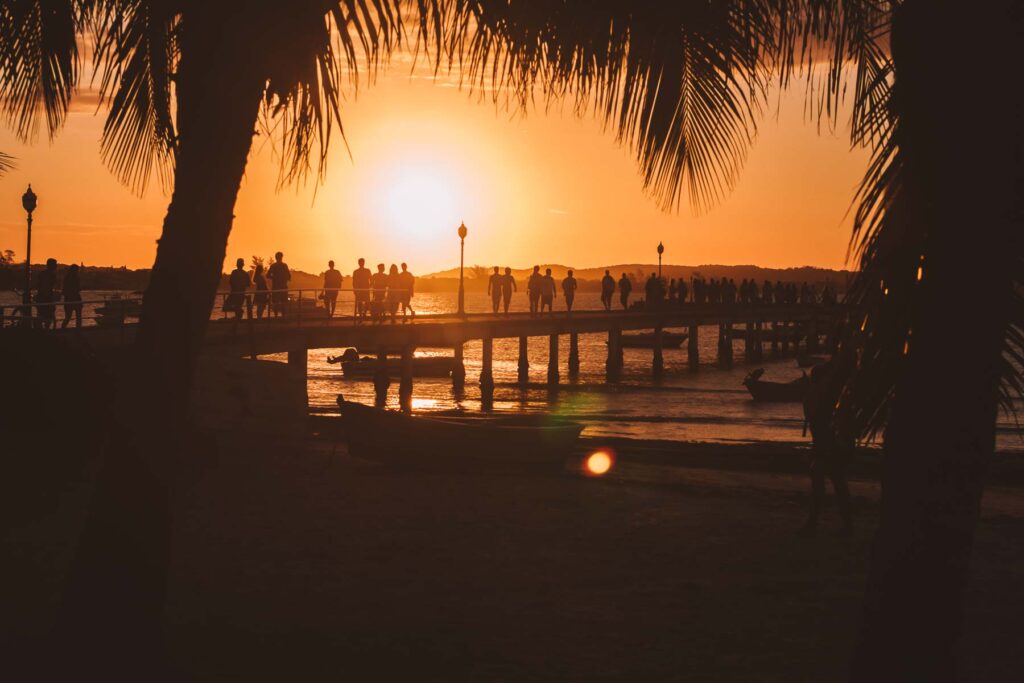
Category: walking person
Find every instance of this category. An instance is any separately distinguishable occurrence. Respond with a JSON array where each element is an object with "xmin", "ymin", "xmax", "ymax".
[
  {"xmin": 618, "ymin": 273, "xmax": 632, "ymax": 310},
  {"xmin": 600, "ymin": 269, "xmax": 615, "ymax": 311},
  {"xmin": 352, "ymin": 258, "xmax": 372, "ymax": 321},
  {"xmin": 527, "ymin": 265, "xmax": 542, "ymax": 315},
  {"xmin": 253, "ymin": 263, "xmax": 269, "ymax": 319},
  {"xmin": 501, "ymin": 267, "xmax": 516, "ymax": 314},
  {"xmin": 540, "ymin": 268, "xmax": 557, "ymax": 314},
  {"xmin": 267, "ymin": 251, "xmax": 290, "ymax": 317},
  {"xmin": 561, "ymin": 269, "xmax": 578, "ymax": 314},
  {"xmin": 224, "ymin": 258, "xmax": 250, "ymax": 321},
  {"xmin": 371, "ymin": 263, "xmax": 388, "ymax": 323},
  {"xmin": 322, "ymin": 260, "xmax": 342, "ymax": 318},
  {"xmin": 399, "ymin": 263, "xmax": 416, "ymax": 320},
  {"xmin": 35, "ymin": 258, "xmax": 58, "ymax": 329},
  {"xmin": 488, "ymin": 266, "xmax": 502, "ymax": 314},
  {"xmin": 61, "ymin": 263, "xmax": 83, "ymax": 329},
  {"xmin": 387, "ymin": 264, "xmax": 402, "ymax": 323}
]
